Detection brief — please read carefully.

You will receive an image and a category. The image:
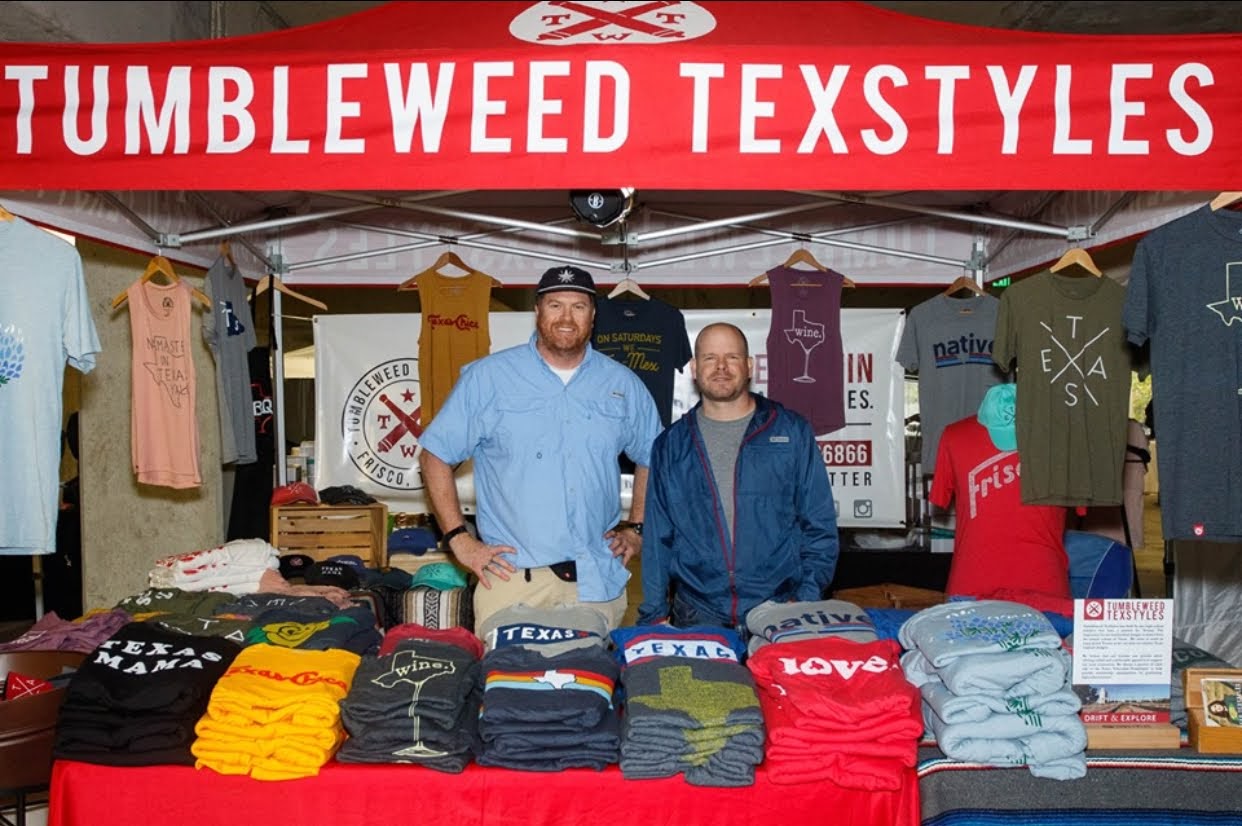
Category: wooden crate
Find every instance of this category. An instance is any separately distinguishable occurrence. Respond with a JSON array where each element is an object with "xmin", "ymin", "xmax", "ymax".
[
  {"xmin": 271, "ymin": 503, "xmax": 389, "ymax": 566},
  {"xmin": 834, "ymin": 583, "xmax": 946, "ymax": 611},
  {"xmin": 1183, "ymin": 667, "xmax": 1242, "ymax": 753}
]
